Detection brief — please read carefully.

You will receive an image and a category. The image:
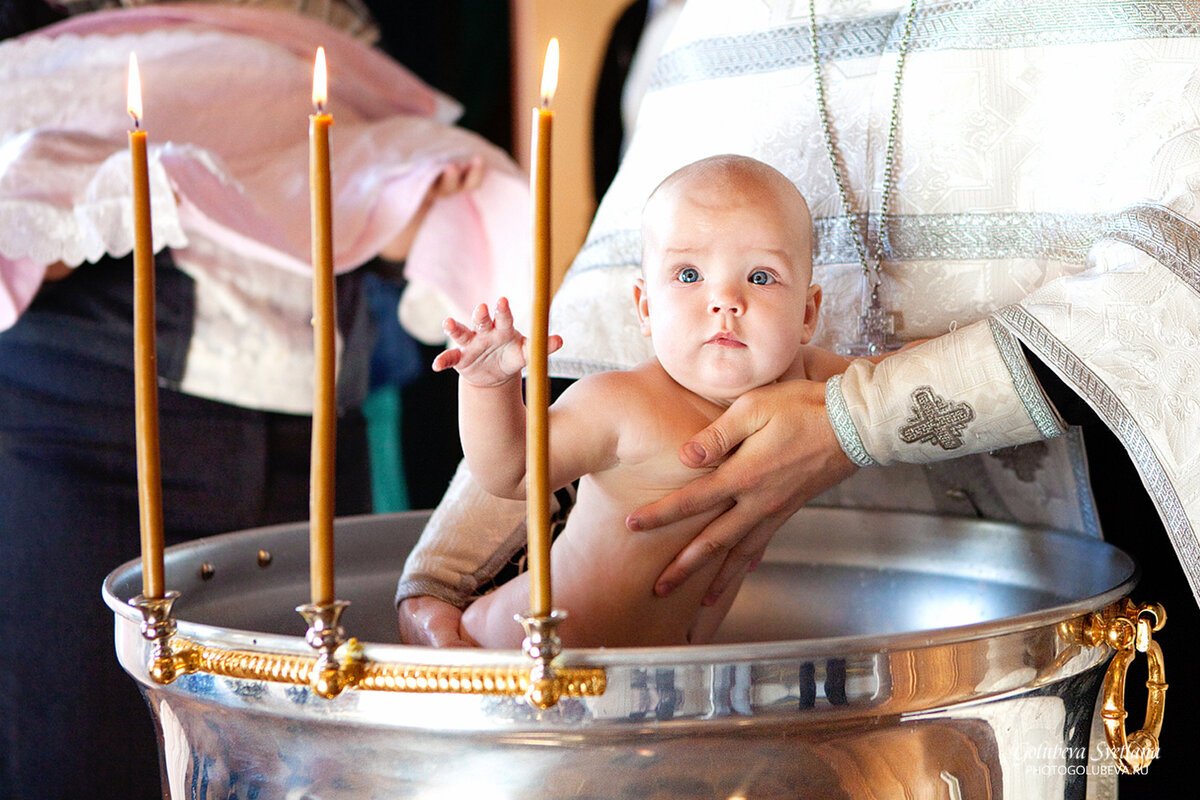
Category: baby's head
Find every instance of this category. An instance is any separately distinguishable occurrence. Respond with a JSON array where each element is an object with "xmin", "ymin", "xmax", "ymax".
[{"xmin": 635, "ymin": 154, "xmax": 820, "ymax": 404}]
